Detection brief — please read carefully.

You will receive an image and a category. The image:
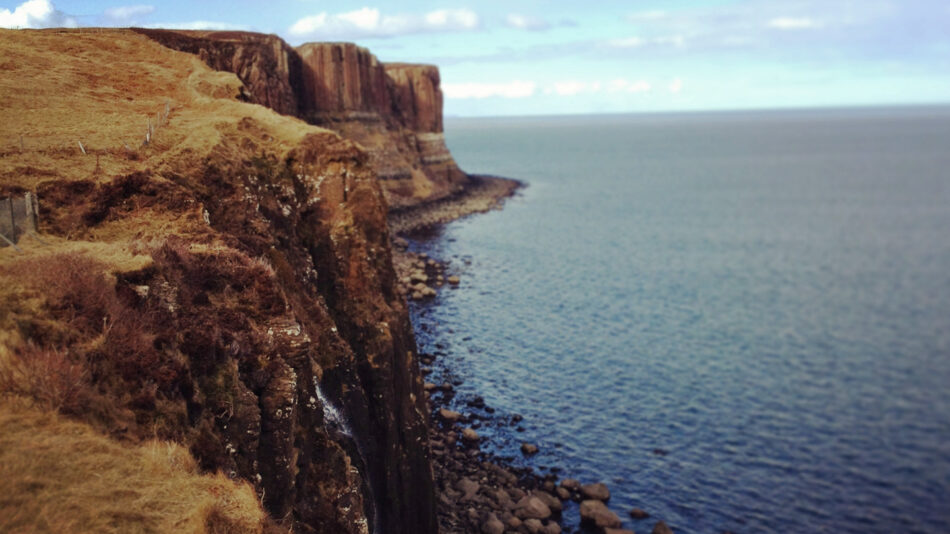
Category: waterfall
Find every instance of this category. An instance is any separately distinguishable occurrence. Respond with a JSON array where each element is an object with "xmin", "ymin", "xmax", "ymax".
[
  {"xmin": 313, "ymin": 379, "xmax": 355, "ymax": 437},
  {"xmin": 313, "ymin": 378, "xmax": 381, "ymax": 534}
]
